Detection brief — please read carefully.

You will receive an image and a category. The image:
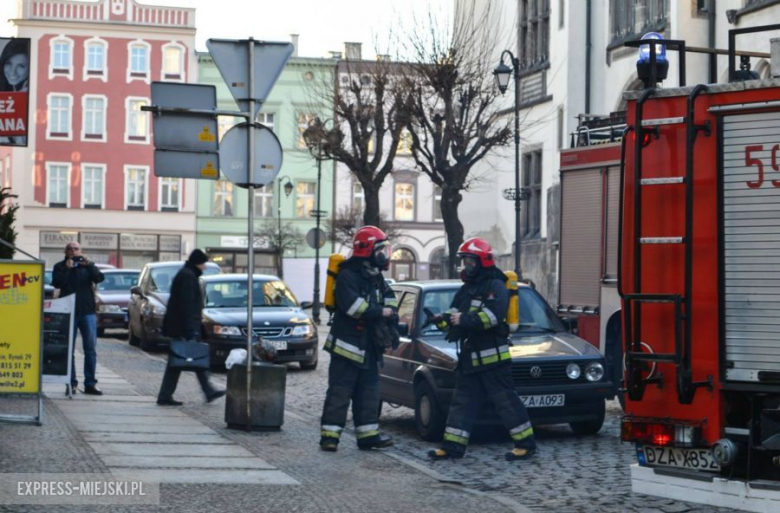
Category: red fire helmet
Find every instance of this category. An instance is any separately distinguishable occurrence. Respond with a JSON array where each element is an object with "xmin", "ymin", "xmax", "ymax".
[
  {"xmin": 457, "ymin": 237, "xmax": 495, "ymax": 268},
  {"xmin": 352, "ymin": 226, "xmax": 388, "ymax": 258}
]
